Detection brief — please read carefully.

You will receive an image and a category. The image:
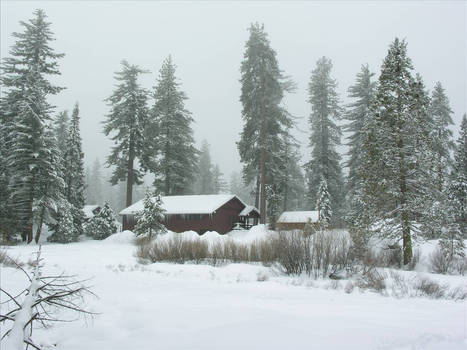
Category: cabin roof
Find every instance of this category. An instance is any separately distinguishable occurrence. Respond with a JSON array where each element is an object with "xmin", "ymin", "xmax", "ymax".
[
  {"xmin": 83, "ymin": 205, "xmax": 100, "ymax": 219},
  {"xmin": 277, "ymin": 211, "xmax": 319, "ymax": 224},
  {"xmin": 239, "ymin": 205, "xmax": 259, "ymax": 216},
  {"xmin": 119, "ymin": 194, "xmax": 247, "ymax": 216}
]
